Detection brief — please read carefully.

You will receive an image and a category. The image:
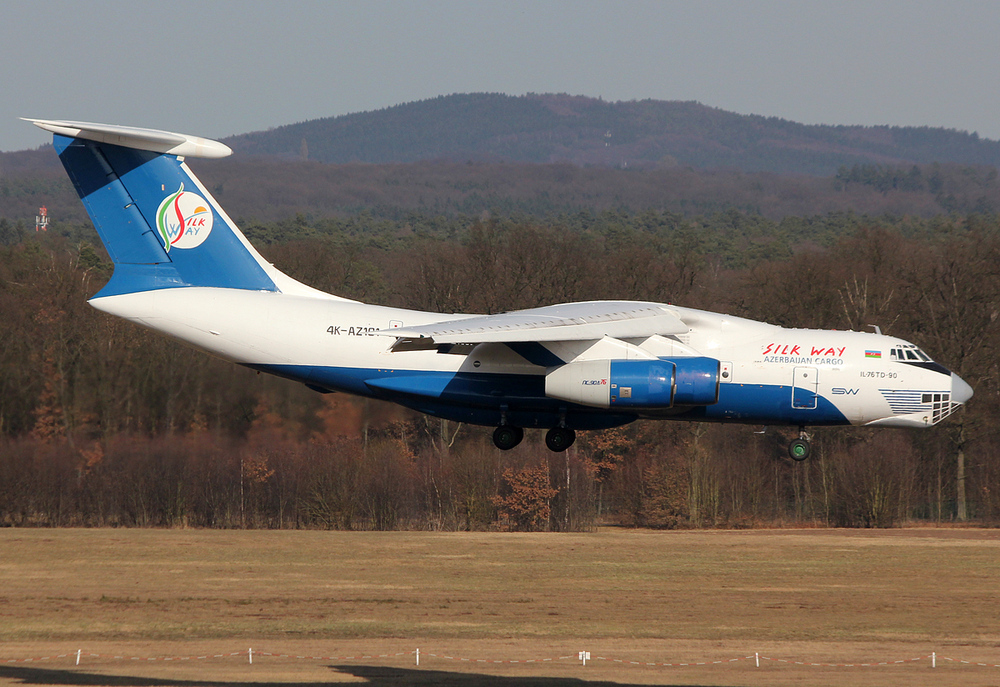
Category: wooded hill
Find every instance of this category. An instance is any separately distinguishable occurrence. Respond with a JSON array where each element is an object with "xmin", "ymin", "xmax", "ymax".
[
  {"xmin": 4, "ymin": 150, "xmax": 1000, "ymax": 228},
  {"xmin": 5, "ymin": 94, "xmax": 1000, "ymax": 225},
  {"xmin": 225, "ymin": 93, "xmax": 1000, "ymax": 175}
]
